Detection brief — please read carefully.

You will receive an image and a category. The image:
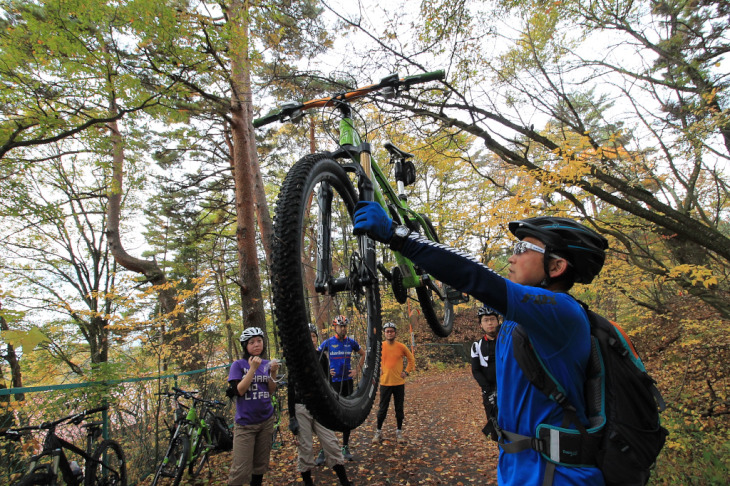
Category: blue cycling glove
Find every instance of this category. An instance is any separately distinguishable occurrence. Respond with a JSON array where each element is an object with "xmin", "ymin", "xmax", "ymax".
[{"xmin": 353, "ymin": 201, "xmax": 394, "ymax": 243}]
